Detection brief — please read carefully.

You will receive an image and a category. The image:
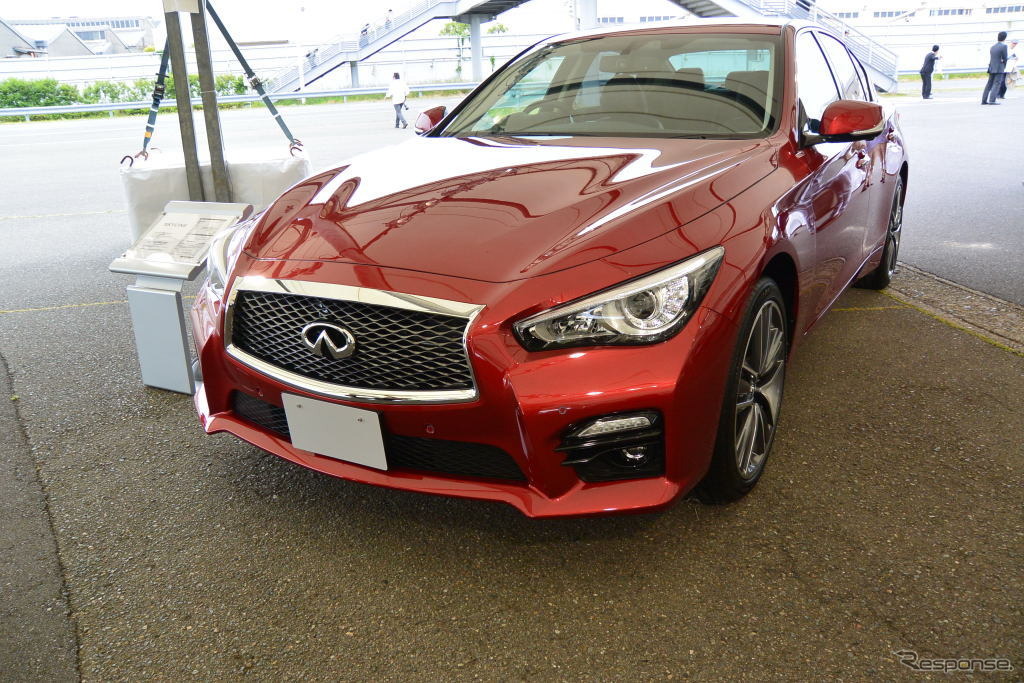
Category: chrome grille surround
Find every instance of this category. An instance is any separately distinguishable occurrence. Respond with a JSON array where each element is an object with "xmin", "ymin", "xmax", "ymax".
[{"xmin": 224, "ymin": 276, "xmax": 484, "ymax": 404}]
